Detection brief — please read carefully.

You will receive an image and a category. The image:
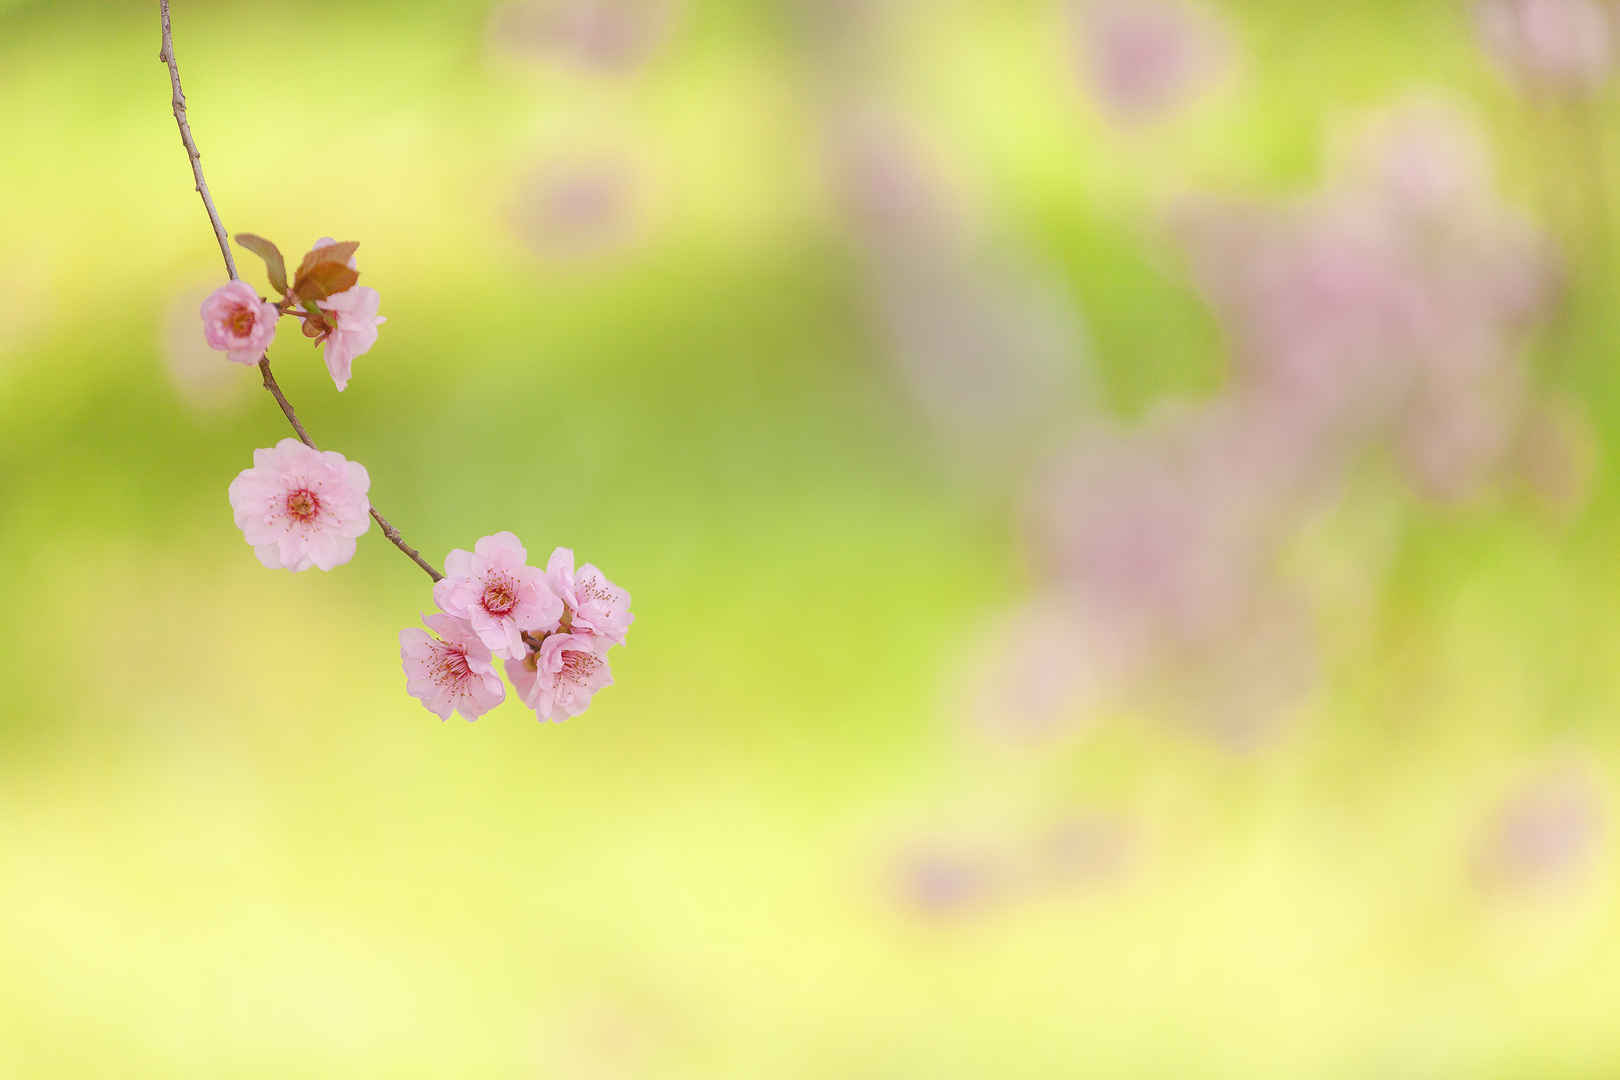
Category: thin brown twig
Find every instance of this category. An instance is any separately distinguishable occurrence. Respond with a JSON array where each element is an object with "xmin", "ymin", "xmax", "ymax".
[
  {"xmin": 256, "ymin": 358, "xmax": 319, "ymax": 449},
  {"xmin": 370, "ymin": 509, "xmax": 445, "ymax": 583},
  {"xmin": 159, "ymin": 0, "xmax": 444, "ymax": 585},
  {"xmin": 158, "ymin": 0, "xmax": 235, "ymax": 281}
]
